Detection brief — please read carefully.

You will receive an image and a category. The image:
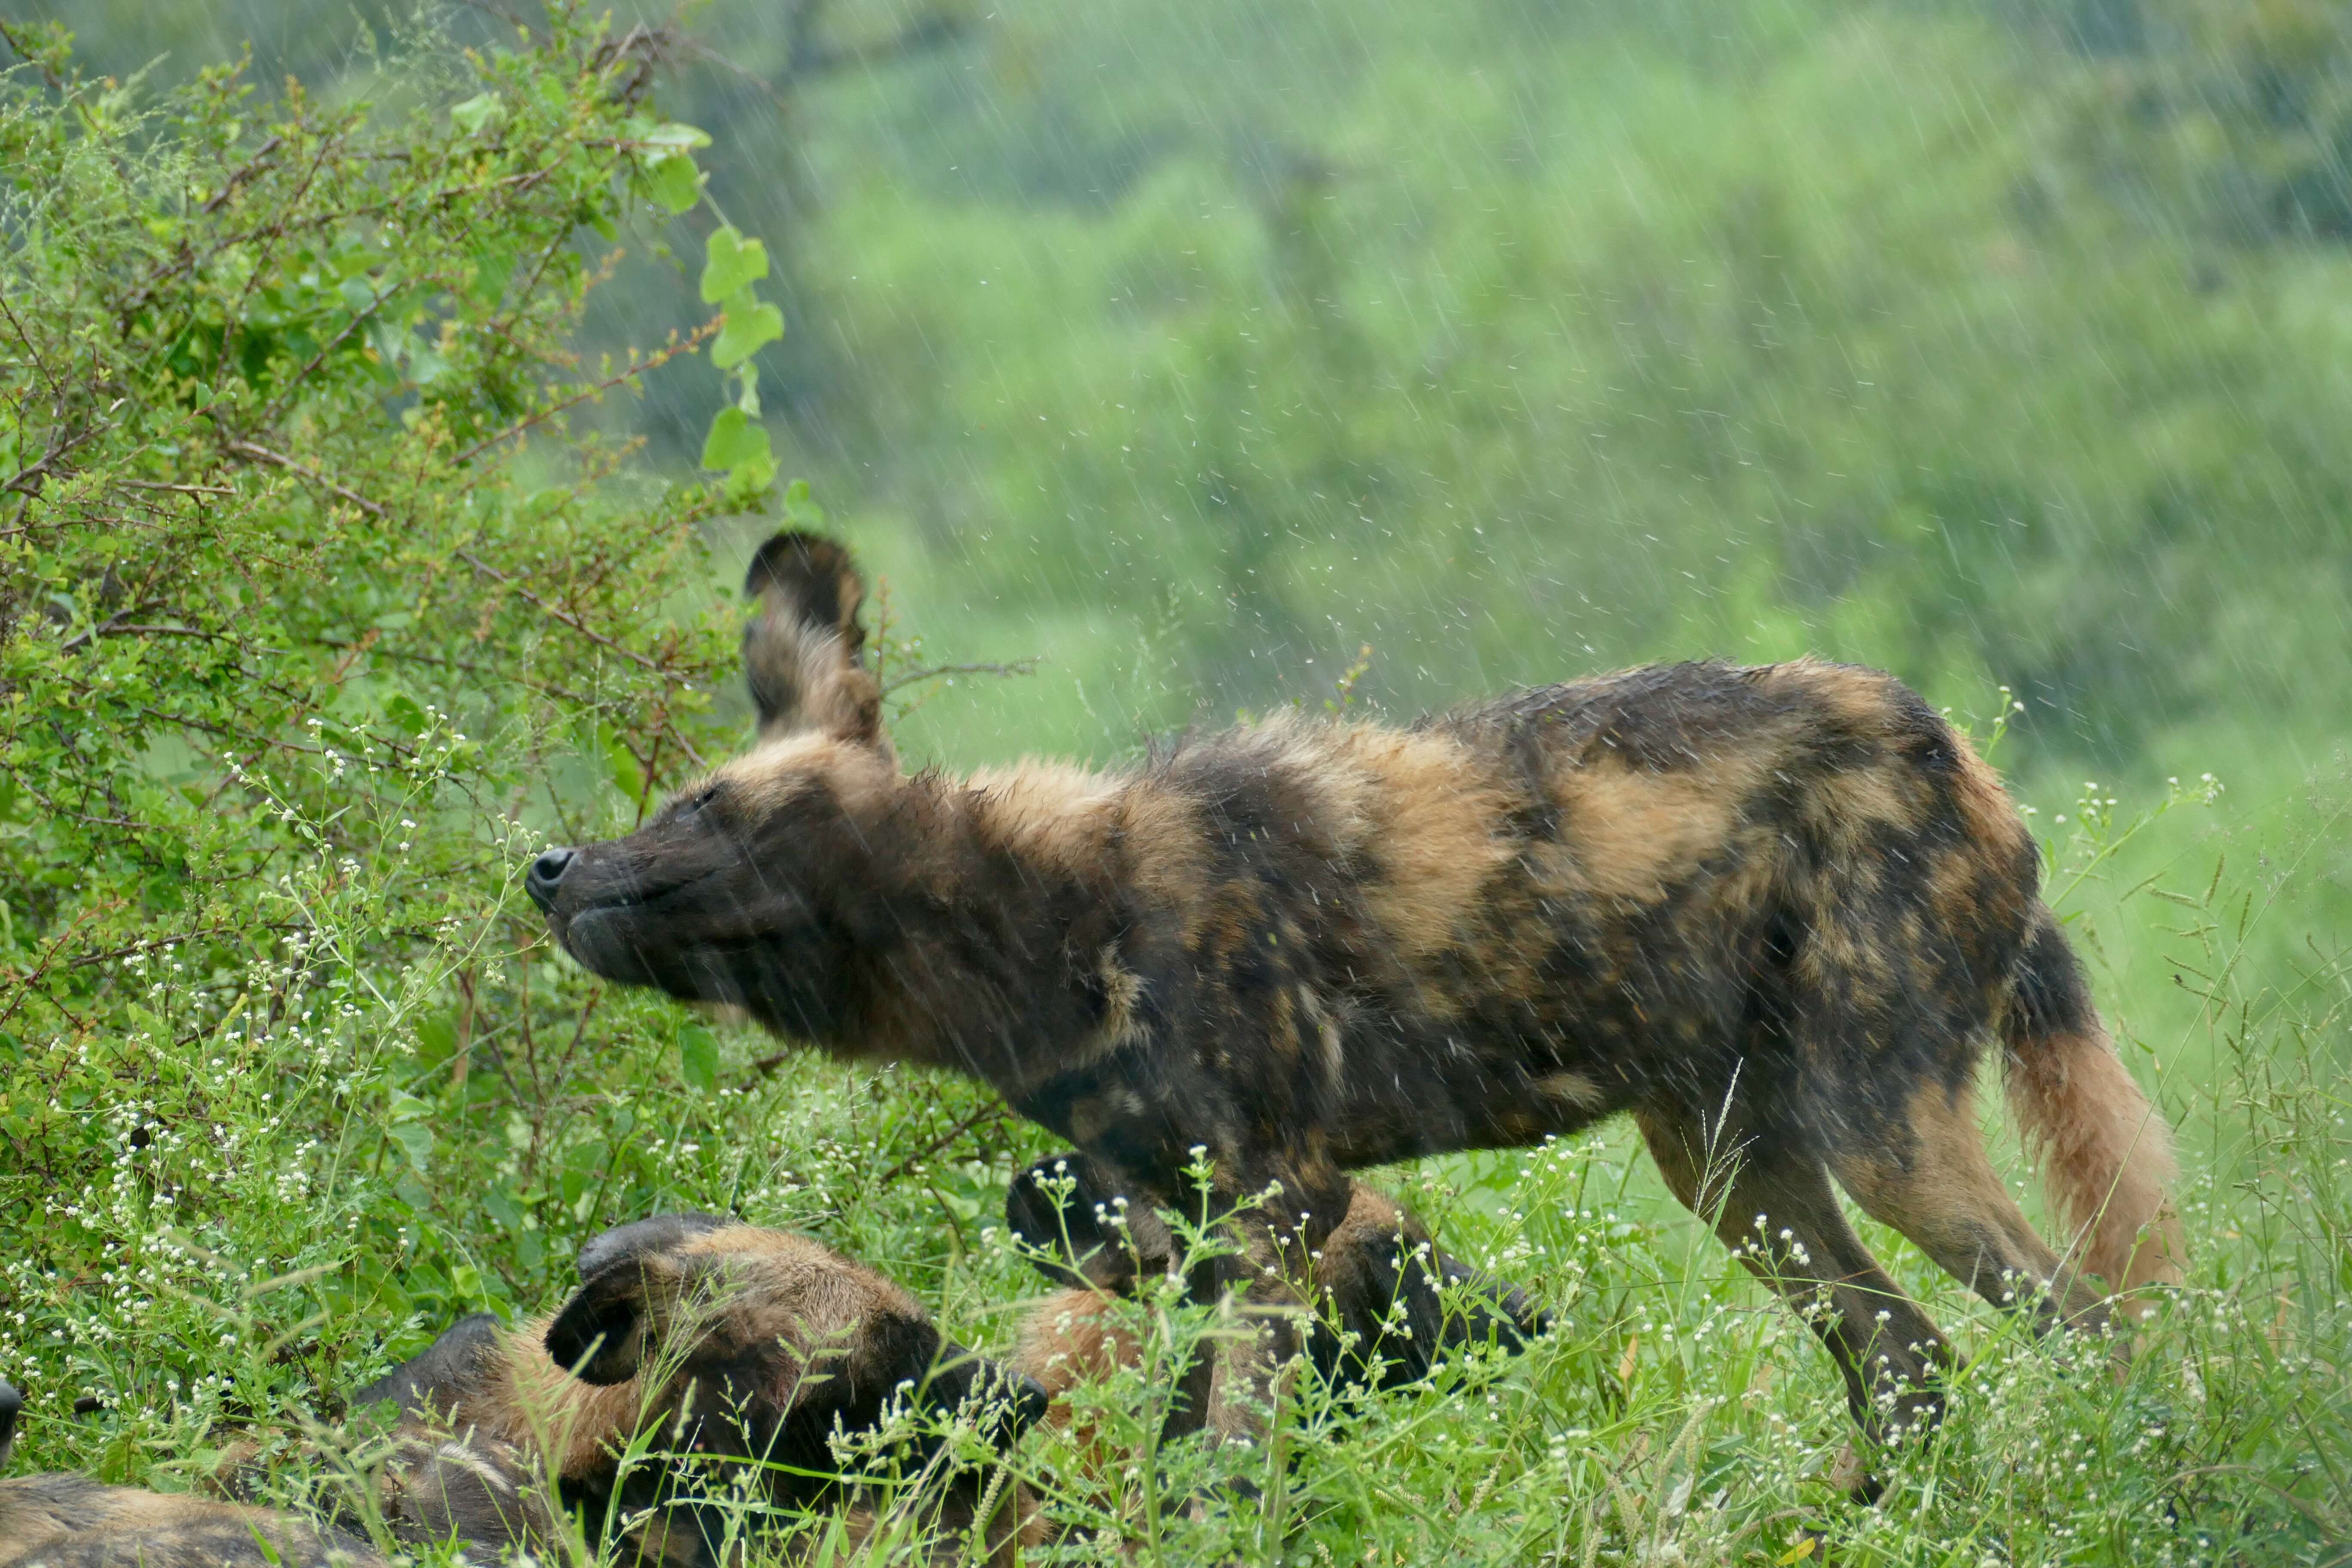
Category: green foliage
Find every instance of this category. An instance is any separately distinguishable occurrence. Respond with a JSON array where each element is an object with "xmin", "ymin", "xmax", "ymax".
[
  {"xmin": 0, "ymin": 0, "xmax": 810, "ymax": 1469},
  {"xmin": 756, "ymin": 0, "xmax": 2352, "ymax": 782}
]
